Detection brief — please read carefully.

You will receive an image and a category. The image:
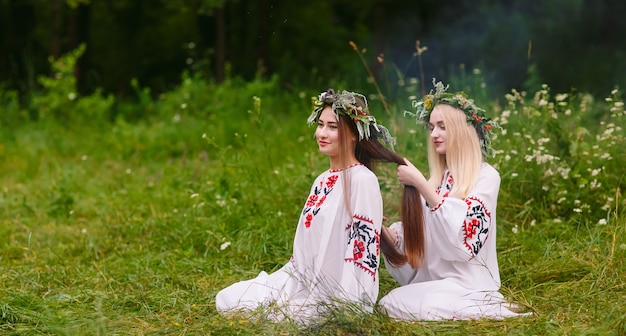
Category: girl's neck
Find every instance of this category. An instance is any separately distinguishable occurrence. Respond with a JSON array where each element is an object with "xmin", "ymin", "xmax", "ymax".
[
  {"xmin": 329, "ymin": 155, "xmax": 360, "ymax": 171},
  {"xmin": 329, "ymin": 162, "xmax": 362, "ymax": 172}
]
